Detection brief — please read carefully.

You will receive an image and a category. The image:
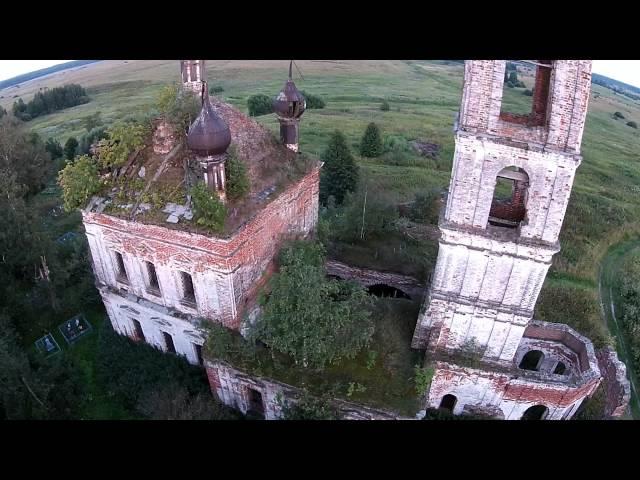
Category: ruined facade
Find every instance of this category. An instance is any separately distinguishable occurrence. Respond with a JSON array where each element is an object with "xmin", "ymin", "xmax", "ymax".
[
  {"xmin": 84, "ymin": 61, "xmax": 319, "ymax": 366},
  {"xmin": 411, "ymin": 60, "xmax": 616, "ymax": 420}
]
